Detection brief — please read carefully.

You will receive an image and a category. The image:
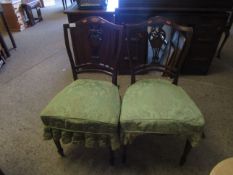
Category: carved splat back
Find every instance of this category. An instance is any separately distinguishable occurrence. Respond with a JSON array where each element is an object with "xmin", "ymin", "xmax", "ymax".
[
  {"xmin": 64, "ymin": 16, "xmax": 123, "ymax": 85},
  {"xmin": 125, "ymin": 16, "xmax": 193, "ymax": 84}
]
